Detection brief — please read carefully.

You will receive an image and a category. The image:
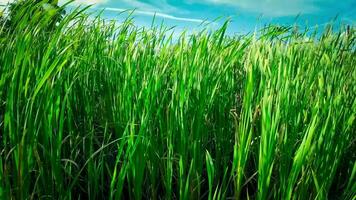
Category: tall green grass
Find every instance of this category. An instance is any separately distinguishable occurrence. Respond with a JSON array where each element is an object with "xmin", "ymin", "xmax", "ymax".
[{"xmin": 0, "ymin": 2, "xmax": 355, "ymax": 199}]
